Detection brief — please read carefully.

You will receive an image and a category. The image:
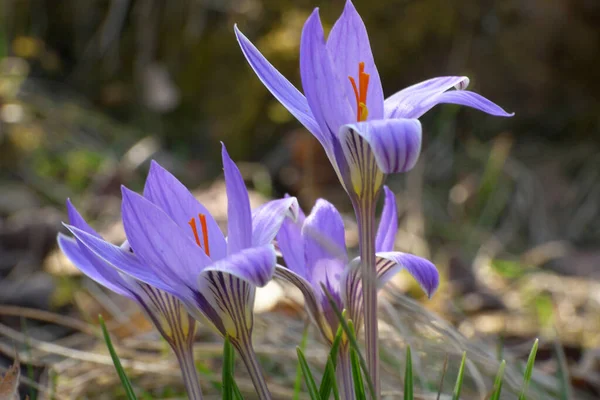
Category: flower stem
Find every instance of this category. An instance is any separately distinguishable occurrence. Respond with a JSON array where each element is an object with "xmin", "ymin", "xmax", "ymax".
[
  {"xmin": 173, "ymin": 344, "xmax": 204, "ymax": 400},
  {"xmin": 353, "ymin": 196, "xmax": 380, "ymax": 399},
  {"xmin": 235, "ymin": 337, "xmax": 272, "ymax": 400},
  {"xmin": 337, "ymin": 346, "xmax": 356, "ymax": 400}
]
